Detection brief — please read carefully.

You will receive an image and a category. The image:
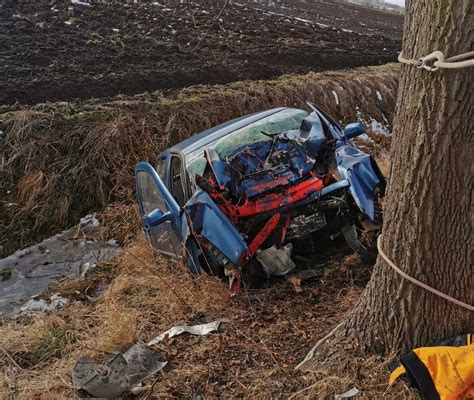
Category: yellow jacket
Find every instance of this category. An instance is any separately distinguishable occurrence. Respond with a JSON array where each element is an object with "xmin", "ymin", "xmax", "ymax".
[{"xmin": 390, "ymin": 334, "xmax": 474, "ymax": 400}]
